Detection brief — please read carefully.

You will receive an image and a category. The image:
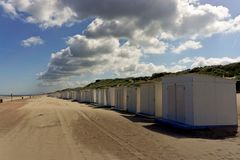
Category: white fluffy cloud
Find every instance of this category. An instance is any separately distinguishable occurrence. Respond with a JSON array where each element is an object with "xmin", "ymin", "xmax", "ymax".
[
  {"xmin": 178, "ymin": 57, "xmax": 193, "ymax": 64},
  {"xmin": 38, "ymin": 35, "xmax": 139, "ymax": 81},
  {"xmin": 0, "ymin": 1, "xmax": 17, "ymax": 17},
  {"xmin": 38, "ymin": 34, "xmax": 184, "ymax": 81},
  {"xmin": 1, "ymin": 0, "xmax": 240, "ymax": 56},
  {"xmin": 2, "ymin": 0, "xmax": 239, "ymax": 82},
  {"xmin": 21, "ymin": 36, "xmax": 44, "ymax": 47},
  {"xmin": 177, "ymin": 56, "xmax": 240, "ymax": 69},
  {"xmin": 190, "ymin": 56, "xmax": 240, "ymax": 68},
  {"xmin": 2, "ymin": 0, "xmax": 240, "ymax": 38},
  {"xmin": 80, "ymin": 0, "xmax": 240, "ymax": 54},
  {"xmin": 172, "ymin": 40, "xmax": 202, "ymax": 54},
  {"xmin": 0, "ymin": 0, "xmax": 77, "ymax": 28},
  {"xmin": 227, "ymin": 15, "xmax": 240, "ymax": 33}
]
